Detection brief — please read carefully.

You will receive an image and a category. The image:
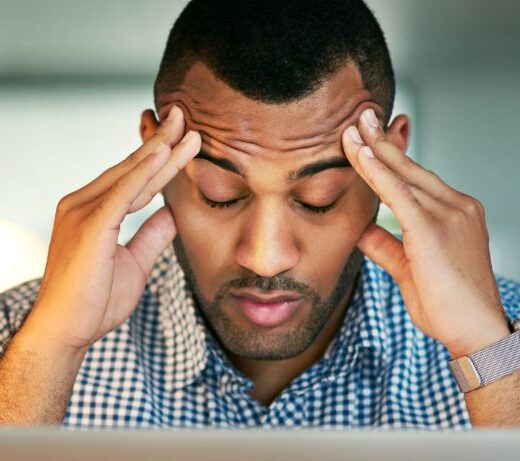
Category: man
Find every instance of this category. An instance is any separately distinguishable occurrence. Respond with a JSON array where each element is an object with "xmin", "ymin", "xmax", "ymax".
[{"xmin": 1, "ymin": 0, "xmax": 519, "ymax": 428}]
